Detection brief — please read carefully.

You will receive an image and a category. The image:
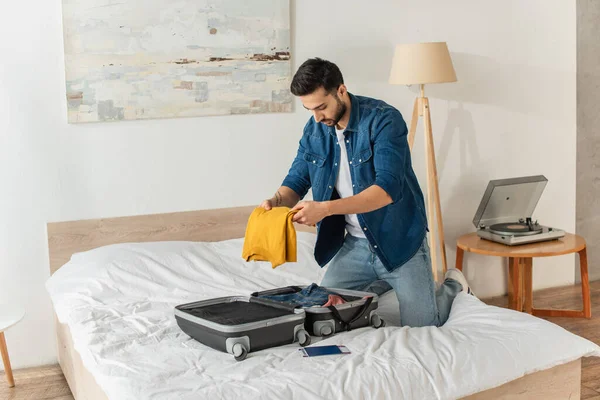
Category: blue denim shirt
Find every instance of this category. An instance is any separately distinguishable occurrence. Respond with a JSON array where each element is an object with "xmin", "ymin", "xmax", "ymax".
[{"xmin": 282, "ymin": 93, "xmax": 428, "ymax": 272}]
